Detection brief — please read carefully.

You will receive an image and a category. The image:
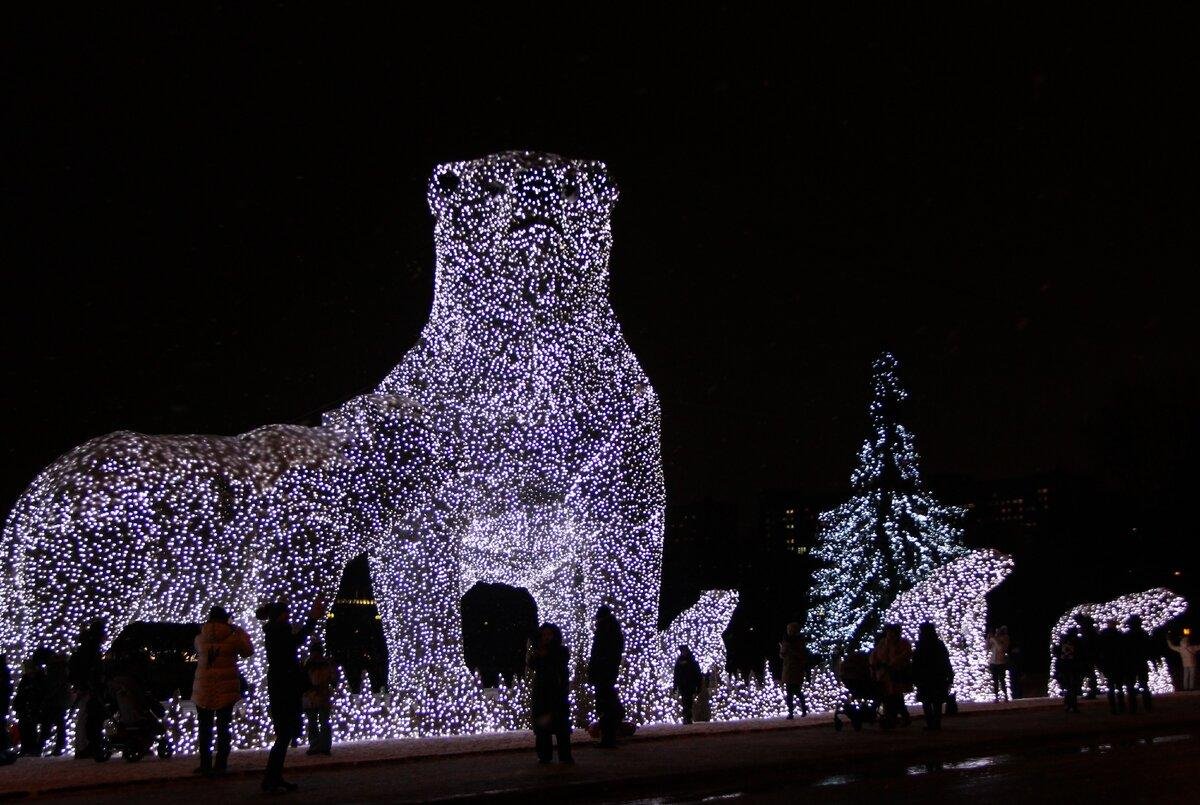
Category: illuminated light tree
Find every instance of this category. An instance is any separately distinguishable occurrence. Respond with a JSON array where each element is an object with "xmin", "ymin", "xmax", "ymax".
[
  {"xmin": 1, "ymin": 152, "xmax": 736, "ymax": 746},
  {"xmin": 882, "ymin": 549, "xmax": 1014, "ymax": 701},
  {"xmin": 805, "ymin": 353, "xmax": 967, "ymax": 660},
  {"xmin": 1048, "ymin": 588, "xmax": 1188, "ymax": 696}
]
